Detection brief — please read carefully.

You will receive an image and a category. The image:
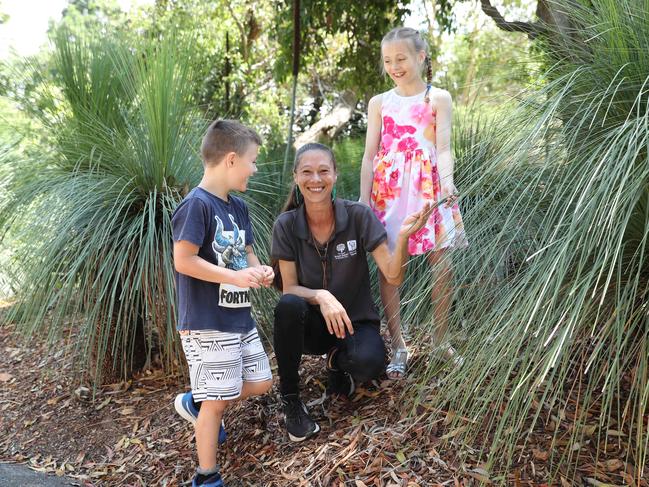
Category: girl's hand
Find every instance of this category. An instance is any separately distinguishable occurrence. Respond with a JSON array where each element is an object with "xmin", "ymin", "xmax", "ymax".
[
  {"xmin": 440, "ymin": 180, "xmax": 459, "ymax": 208},
  {"xmin": 399, "ymin": 202, "xmax": 434, "ymax": 238},
  {"xmin": 316, "ymin": 290, "xmax": 354, "ymax": 339}
]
